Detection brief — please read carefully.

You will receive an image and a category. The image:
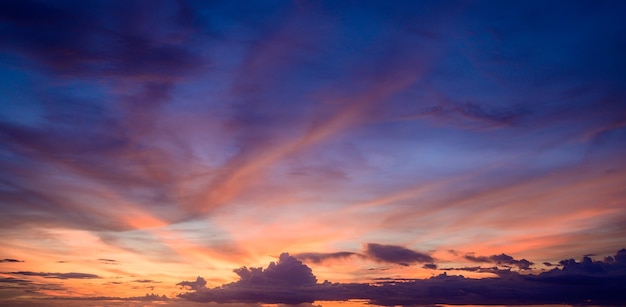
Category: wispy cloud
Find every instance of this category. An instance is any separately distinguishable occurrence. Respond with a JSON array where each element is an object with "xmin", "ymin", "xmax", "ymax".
[{"xmin": 4, "ymin": 271, "xmax": 101, "ymax": 279}]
